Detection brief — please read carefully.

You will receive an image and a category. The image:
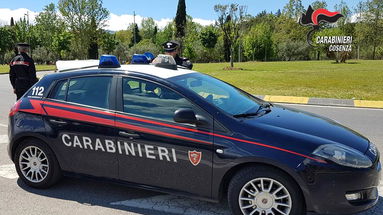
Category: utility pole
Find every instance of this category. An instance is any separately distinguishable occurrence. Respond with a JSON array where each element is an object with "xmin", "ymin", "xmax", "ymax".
[{"xmin": 133, "ymin": 11, "xmax": 136, "ymax": 45}]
